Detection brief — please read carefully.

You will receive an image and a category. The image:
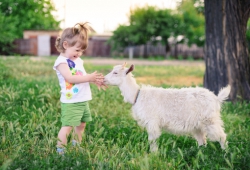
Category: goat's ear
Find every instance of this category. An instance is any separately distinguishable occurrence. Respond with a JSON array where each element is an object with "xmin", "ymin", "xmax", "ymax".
[
  {"xmin": 126, "ymin": 64, "xmax": 134, "ymax": 75},
  {"xmin": 122, "ymin": 62, "xmax": 127, "ymax": 68}
]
